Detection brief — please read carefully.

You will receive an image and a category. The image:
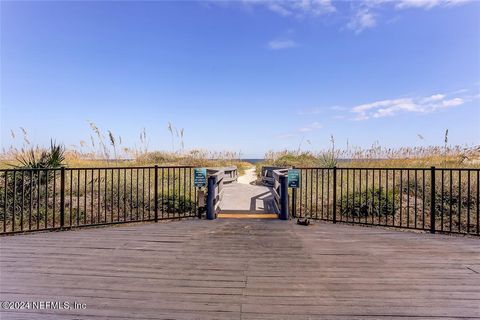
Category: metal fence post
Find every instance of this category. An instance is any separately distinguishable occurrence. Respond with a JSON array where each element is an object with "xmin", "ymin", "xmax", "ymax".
[
  {"xmin": 333, "ymin": 166, "xmax": 337, "ymax": 223},
  {"xmin": 154, "ymin": 165, "xmax": 158, "ymax": 222},
  {"xmin": 60, "ymin": 167, "xmax": 65, "ymax": 228},
  {"xmin": 292, "ymin": 189, "xmax": 297, "ymax": 218},
  {"xmin": 430, "ymin": 166, "xmax": 436, "ymax": 234},
  {"xmin": 279, "ymin": 175, "xmax": 289, "ymax": 220},
  {"xmin": 206, "ymin": 176, "xmax": 216, "ymax": 220}
]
